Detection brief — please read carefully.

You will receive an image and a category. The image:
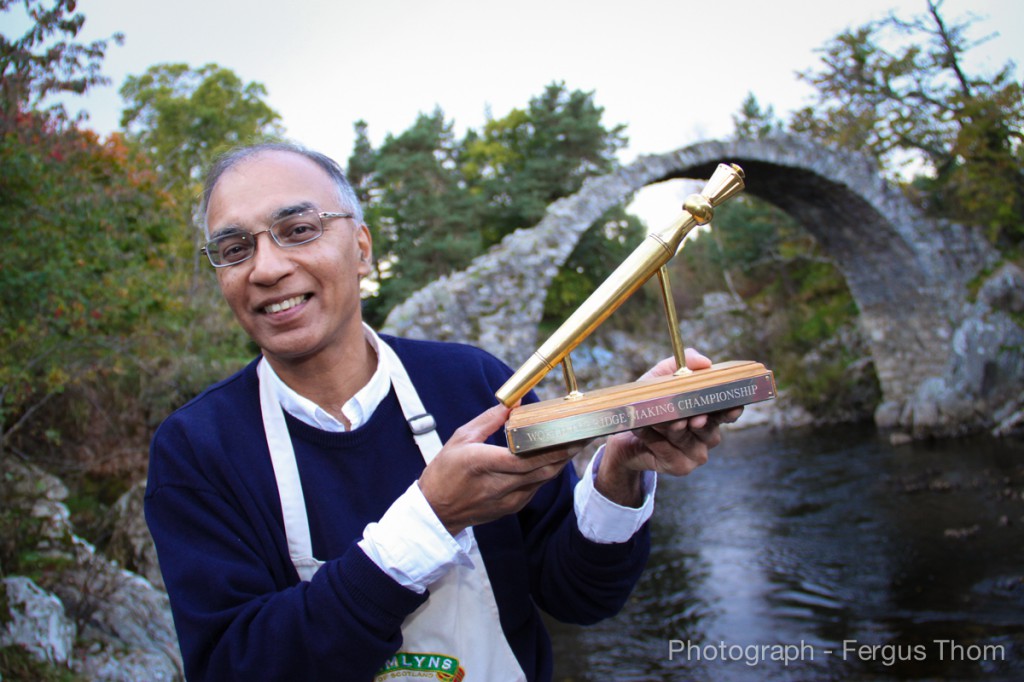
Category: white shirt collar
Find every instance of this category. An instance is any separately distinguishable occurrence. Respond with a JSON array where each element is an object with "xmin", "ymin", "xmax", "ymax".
[{"xmin": 263, "ymin": 324, "xmax": 392, "ymax": 433}]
